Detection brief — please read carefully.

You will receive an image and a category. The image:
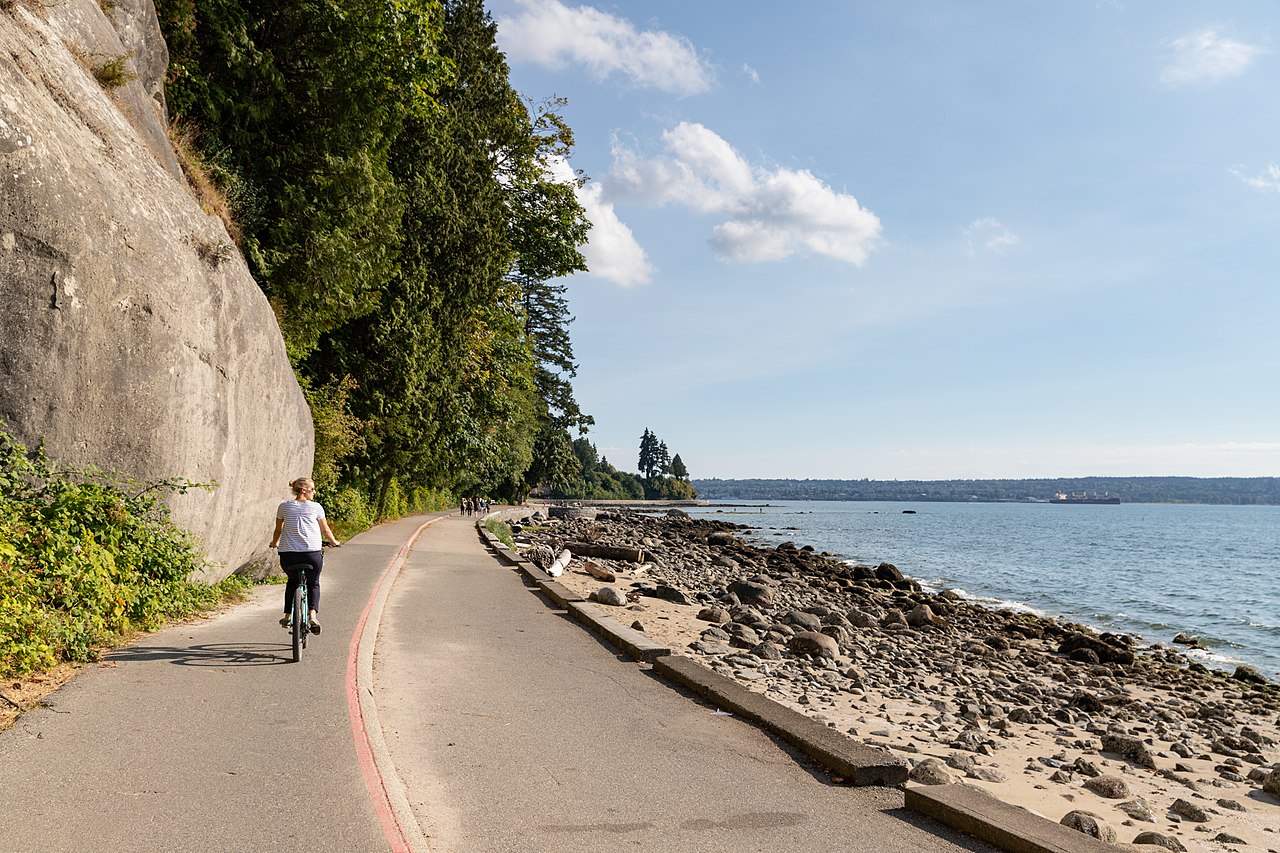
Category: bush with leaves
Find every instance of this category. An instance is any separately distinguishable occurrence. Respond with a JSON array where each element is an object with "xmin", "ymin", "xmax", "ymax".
[{"xmin": 0, "ymin": 426, "xmax": 244, "ymax": 678}]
